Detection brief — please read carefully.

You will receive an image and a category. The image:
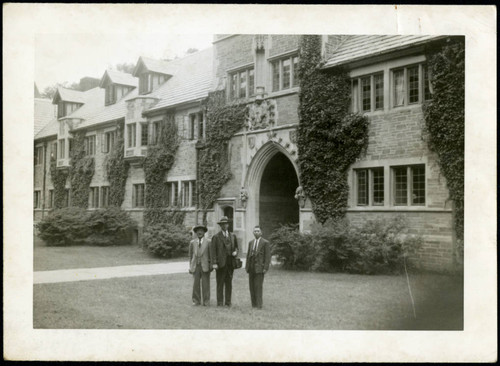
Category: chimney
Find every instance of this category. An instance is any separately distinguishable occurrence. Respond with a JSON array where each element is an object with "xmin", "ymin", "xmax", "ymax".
[{"xmin": 79, "ymin": 77, "xmax": 100, "ymax": 91}]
